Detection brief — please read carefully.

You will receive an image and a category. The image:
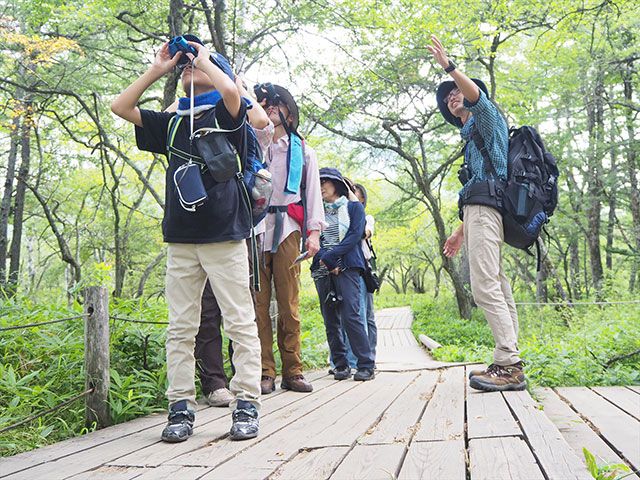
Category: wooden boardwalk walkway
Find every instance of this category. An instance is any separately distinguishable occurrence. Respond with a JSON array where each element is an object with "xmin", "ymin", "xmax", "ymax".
[{"xmin": 1, "ymin": 307, "xmax": 638, "ymax": 479}]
